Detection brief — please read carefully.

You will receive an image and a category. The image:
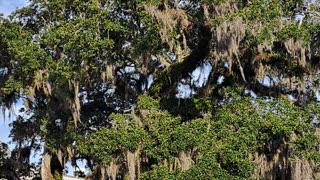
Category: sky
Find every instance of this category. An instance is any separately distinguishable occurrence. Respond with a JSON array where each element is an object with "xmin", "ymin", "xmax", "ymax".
[
  {"xmin": 0, "ymin": 109, "xmax": 18, "ymax": 145},
  {"xmin": 0, "ymin": 0, "xmax": 28, "ymax": 17}
]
